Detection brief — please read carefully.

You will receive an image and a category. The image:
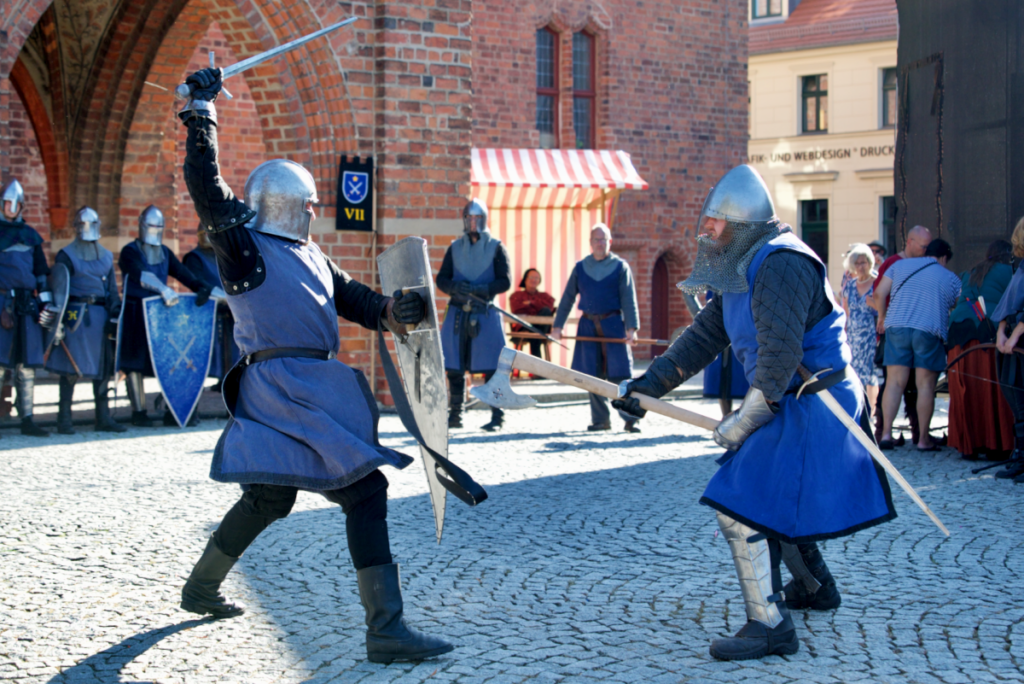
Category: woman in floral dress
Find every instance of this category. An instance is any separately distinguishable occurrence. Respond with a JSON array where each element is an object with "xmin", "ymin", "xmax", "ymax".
[{"xmin": 841, "ymin": 243, "xmax": 880, "ymax": 412}]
